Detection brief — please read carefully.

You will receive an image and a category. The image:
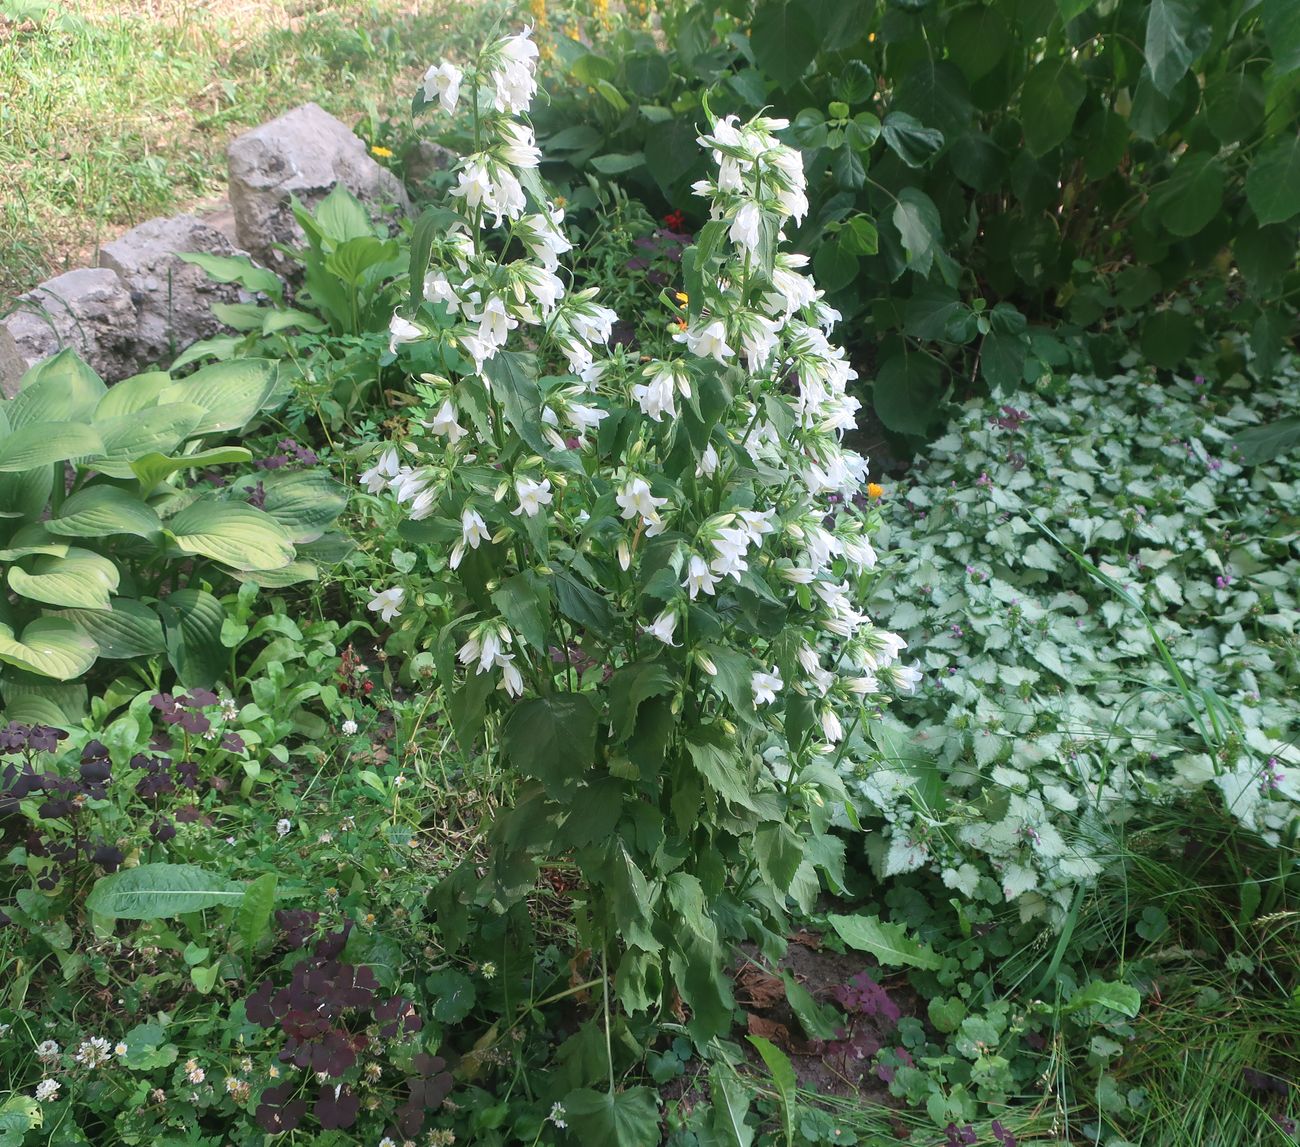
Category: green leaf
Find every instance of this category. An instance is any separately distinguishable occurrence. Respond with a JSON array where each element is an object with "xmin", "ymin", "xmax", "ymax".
[
  {"xmin": 159, "ymin": 358, "xmax": 278, "ymax": 436},
  {"xmin": 236, "ymin": 872, "xmax": 277, "ymax": 952},
  {"xmin": 324, "ymin": 235, "xmax": 398, "ymax": 286},
  {"xmin": 750, "ymin": 0, "xmax": 819, "ymax": 89},
  {"xmin": 892, "ymin": 188, "xmax": 942, "ymax": 277},
  {"xmin": 156, "ymin": 588, "xmax": 226, "ymax": 687},
  {"xmin": 590, "ymin": 152, "xmax": 646, "ymax": 174},
  {"xmin": 0, "ymin": 618, "xmax": 97, "ymax": 680},
  {"xmin": 46, "ymin": 485, "xmax": 162, "ymax": 539},
  {"xmin": 644, "ymin": 118, "xmax": 703, "ymax": 196},
  {"xmin": 1204, "ymin": 71, "xmax": 1264, "ymax": 144},
  {"xmin": 753, "ymin": 821, "xmax": 804, "ymax": 895},
  {"xmin": 1232, "ymin": 415, "xmax": 1300, "ymax": 464},
  {"xmin": 85, "ymin": 863, "xmax": 243, "ymax": 919},
  {"xmin": 6, "ymin": 349, "xmax": 106, "ymax": 427},
  {"xmin": 570, "ymin": 51, "xmax": 617, "ymax": 83},
  {"xmin": 1246, "ymin": 137, "xmax": 1300, "ymax": 225},
  {"xmin": 1064, "ymin": 979, "xmax": 1141, "ymax": 1017},
  {"xmin": 1019, "ymin": 59, "xmax": 1086, "ymax": 157},
  {"xmin": 686, "ymin": 728, "xmax": 759, "ymax": 811},
  {"xmin": 426, "ymin": 969, "xmax": 477, "ymax": 1022},
  {"xmin": 491, "ymin": 570, "xmax": 552, "ymax": 652},
  {"xmin": 782, "ymin": 971, "xmax": 841, "ymax": 1040},
  {"xmin": 881, "ymin": 111, "xmax": 945, "ymax": 167},
  {"xmin": 9, "ymin": 550, "xmax": 119, "ymax": 609},
  {"xmin": 0, "ymin": 1096, "xmax": 41, "ymax": 1147},
  {"xmin": 310, "ymin": 183, "xmax": 376, "ymax": 242},
  {"xmin": 812, "ymin": 236, "xmax": 859, "ymax": 293},
  {"xmin": 176, "ymin": 251, "xmax": 282, "ymax": 298},
  {"xmin": 52, "ymin": 599, "xmax": 165, "ymax": 659},
  {"xmin": 1261, "ymin": 0, "xmax": 1300, "ymax": 75},
  {"xmin": 0, "ymin": 421, "xmax": 102, "ymax": 471},
  {"xmin": 407, "ymin": 205, "xmax": 465, "ymax": 310},
  {"xmin": 1152, "ymin": 154, "xmax": 1224, "ymax": 237},
  {"xmin": 261, "ymin": 307, "xmax": 328, "ymax": 335},
  {"xmin": 872, "ymin": 348, "xmax": 944, "ymax": 435},
  {"xmin": 128, "ymin": 446, "xmax": 253, "ymax": 493},
  {"xmin": 94, "ymin": 402, "xmax": 205, "ymax": 461},
  {"xmin": 625, "ymin": 53, "xmax": 671, "ymax": 98},
  {"xmin": 1235, "ymin": 223, "xmax": 1296, "ymax": 294},
  {"xmin": 826, "ymin": 913, "xmax": 944, "ymax": 970},
  {"xmin": 211, "ymin": 301, "xmax": 268, "ymax": 332},
  {"xmin": 255, "ymin": 470, "xmax": 348, "ymax": 543},
  {"xmin": 165, "ymin": 501, "xmax": 295, "ymax": 571},
  {"xmin": 1140, "ymin": 311, "xmax": 1198, "ymax": 369},
  {"xmin": 710, "ymin": 1067, "xmax": 755, "ymax": 1147},
  {"xmin": 563, "ymin": 1087, "xmax": 660, "ymax": 1147},
  {"xmin": 482, "ymin": 351, "xmax": 551, "ymax": 457},
  {"xmin": 1145, "ymin": 0, "xmax": 1204, "ymax": 94},
  {"xmin": 607, "ymin": 661, "xmax": 678, "ymax": 744},
  {"xmin": 503, "ymin": 693, "xmax": 598, "ymax": 799},
  {"xmin": 946, "ymin": 5, "xmax": 1009, "ymax": 81},
  {"xmin": 981, "ymin": 330, "xmax": 1026, "ymax": 391},
  {"xmin": 747, "ymin": 1036, "xmax": 796, "ymax": 1147},
  {"xmin": 554, "ymin": 569, "xmax": 617, "ymax": 638}
]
